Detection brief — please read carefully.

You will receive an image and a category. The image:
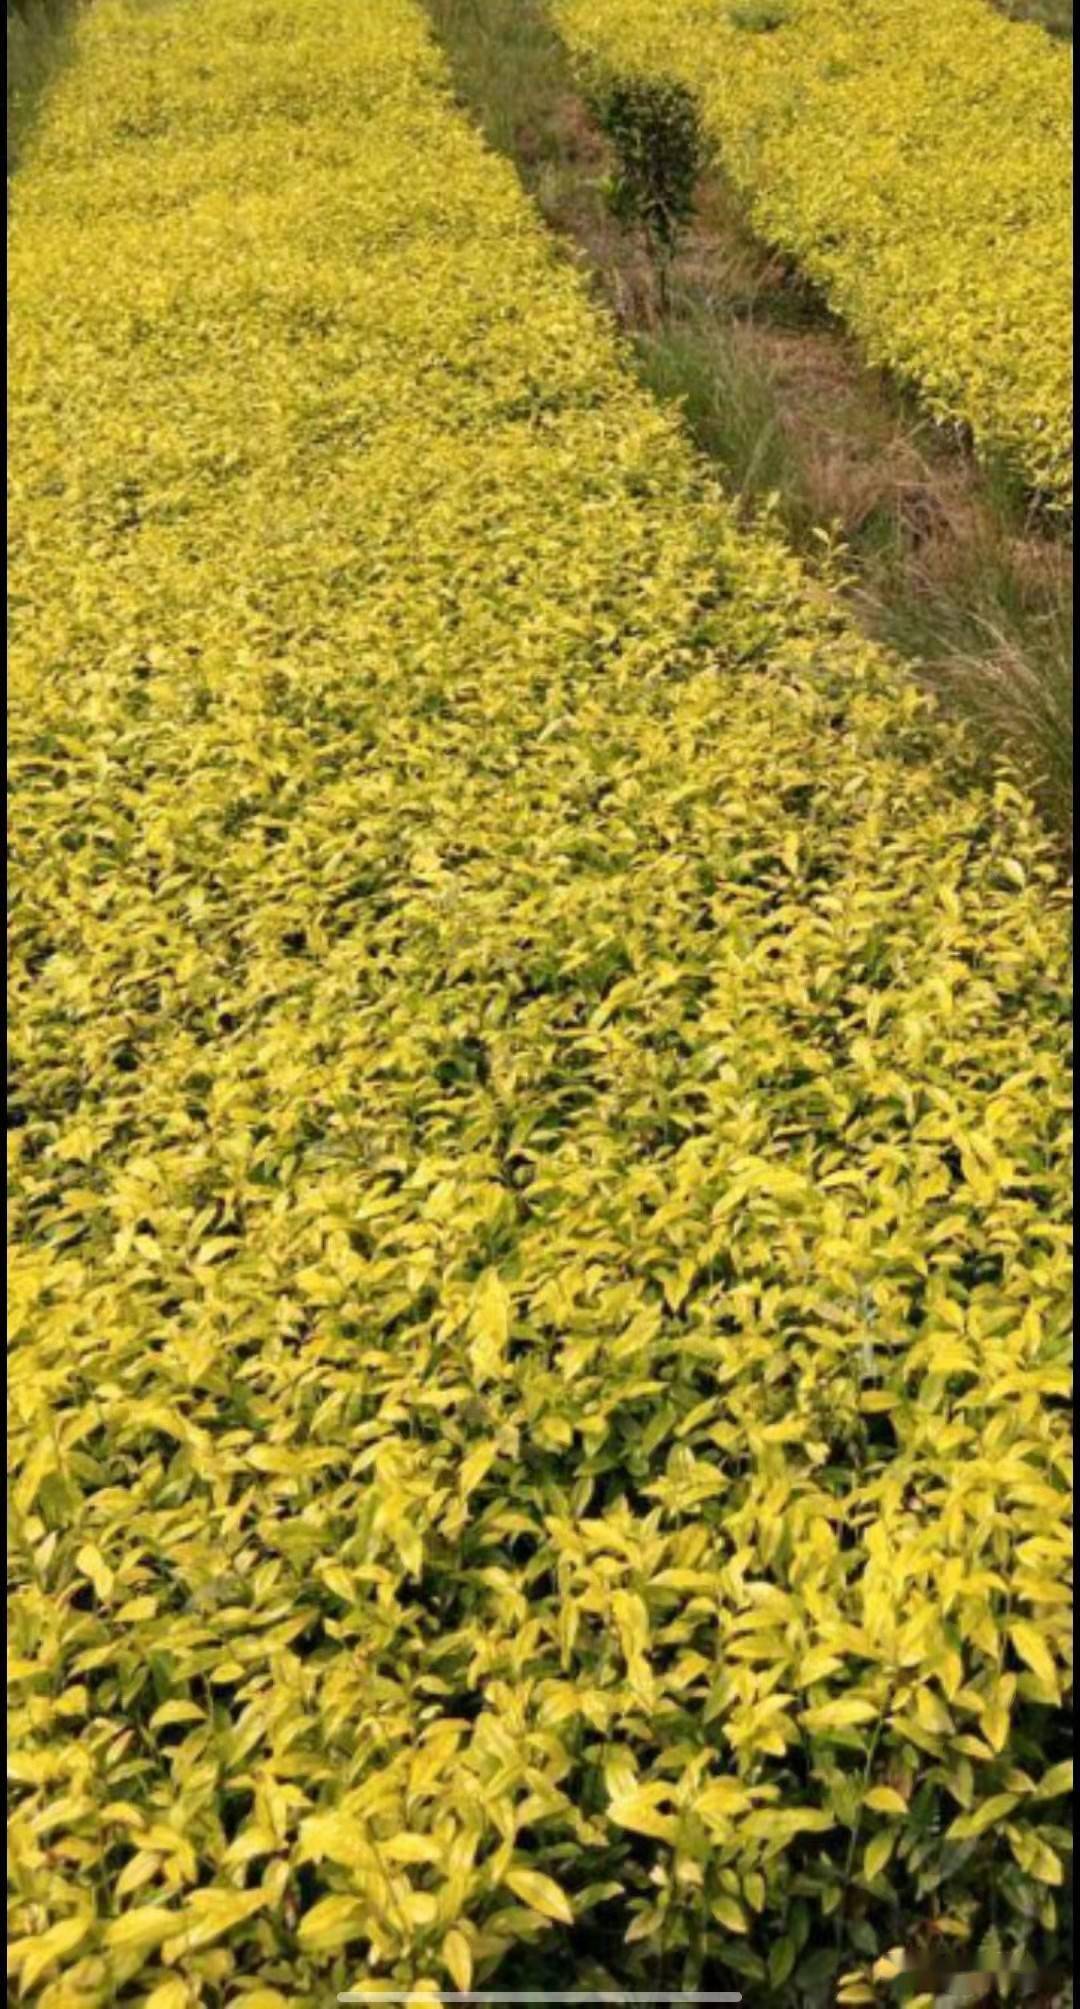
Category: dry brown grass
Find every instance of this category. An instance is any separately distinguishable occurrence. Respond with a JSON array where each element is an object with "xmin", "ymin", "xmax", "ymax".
[
  {"xmin": 6, "ymin": 0, "xmax": 84, "ymax": 174},
  {"xmin": 991, "ymin": 0, "xmax": 1072, "ymax": 36}
]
